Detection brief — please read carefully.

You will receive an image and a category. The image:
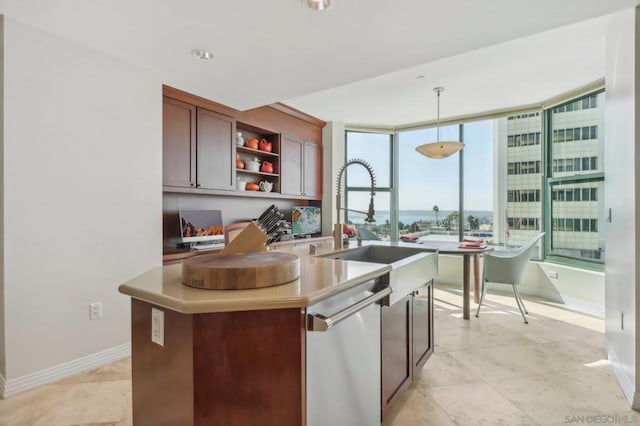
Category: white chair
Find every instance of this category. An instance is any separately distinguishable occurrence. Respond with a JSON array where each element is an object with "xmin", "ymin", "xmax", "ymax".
[{"xmin": 475, "ymin": 233, "xmax": 545, "ymax": 324}]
